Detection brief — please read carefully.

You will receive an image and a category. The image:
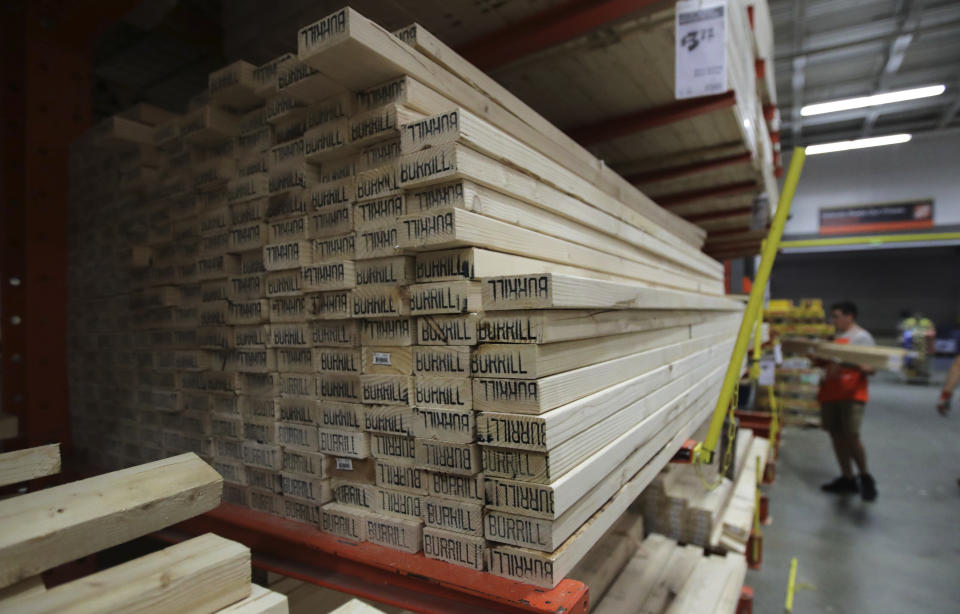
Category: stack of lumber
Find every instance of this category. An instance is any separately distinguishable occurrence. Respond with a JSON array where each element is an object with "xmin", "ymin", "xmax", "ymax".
[
  {"xmin": 568, "ymin": 501, "xmax": 645, "ymax": 602},
  {"xmin": 592, "ymin": 533, "xmax": 747, "ymax": 614},
  {"xmin": 487, "ymin": 0, "xmax": 780, "ymax": 258},
  {"xmin": 639, "ymin": 428, "xmax": 768, "ymax": 553},
  {"xmin": 764, "ymin": 298, "xmax": 833, "ymax": 339},
  {"xmin": 65, "ymin": 6, "xmax": 745, "ymax": 589},
  {"xmin": 780, "ymin": 338, "xmax": 909, "ymax": 372},
  {"xmin": 756, "ymin": 365, "xmax": 822, "ymax": 427},
  {"xmin": 0, "ymin": 450, "xmax": 287, "ymax": 613},
  {"xmin": 717, "ymin": 434, "xmax": 769, "ymax": 554}
]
